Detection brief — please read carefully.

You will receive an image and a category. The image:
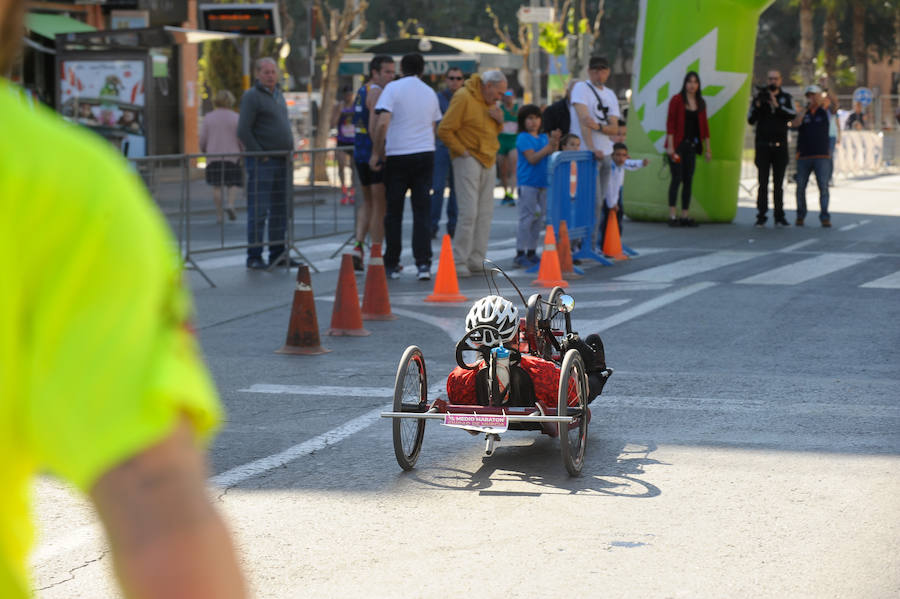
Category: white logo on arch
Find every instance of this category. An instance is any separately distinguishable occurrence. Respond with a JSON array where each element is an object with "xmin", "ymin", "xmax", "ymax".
[{"xmin": 632, "ymin": 22, "xmax": 747, "ymax": 154}]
